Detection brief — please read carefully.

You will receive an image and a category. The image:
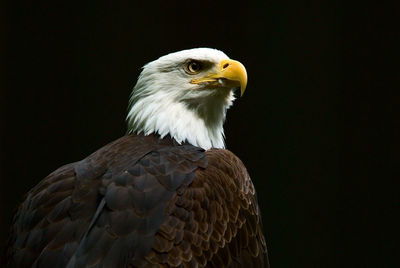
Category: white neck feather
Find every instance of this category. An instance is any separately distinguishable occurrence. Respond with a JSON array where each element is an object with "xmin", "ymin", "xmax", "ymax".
[{"xmin": 126, "ymin": 83, "xmax": 234, "ymax": 150}]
